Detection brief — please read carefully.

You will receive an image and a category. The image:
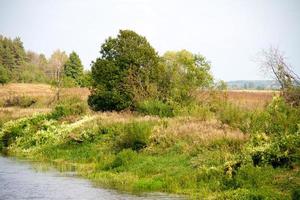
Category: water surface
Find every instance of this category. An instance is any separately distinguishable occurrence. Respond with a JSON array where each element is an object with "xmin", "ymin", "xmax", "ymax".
[{"xmin": 0, "ymin": 156, "xmax": 184, "ymax": 200}]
